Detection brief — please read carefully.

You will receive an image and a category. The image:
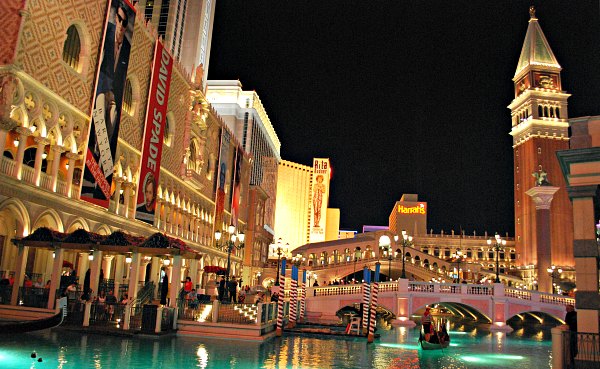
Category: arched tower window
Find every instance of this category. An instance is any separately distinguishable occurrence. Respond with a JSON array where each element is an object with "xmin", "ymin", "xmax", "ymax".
[
  {"xmin": 544, "ymin": 106, "xmax": 549, "ymax": 117},
  {"xmin": 538, "ymin": 106, "xmax": 543, "ymax": 117},
  {"xmin": 123, "ymin": 78, "xmax": 133, "ymax": 115},
  {"xmin": 555, "ymin": 107, "xmax": 560, "ymax": 118},
  {"xmin": 550, "ymin": 107, "xmax": 555, "ymax": 118},
  {"xmin": 62, "ymin": 25, "xmax": 81, "ymax": 72}
]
